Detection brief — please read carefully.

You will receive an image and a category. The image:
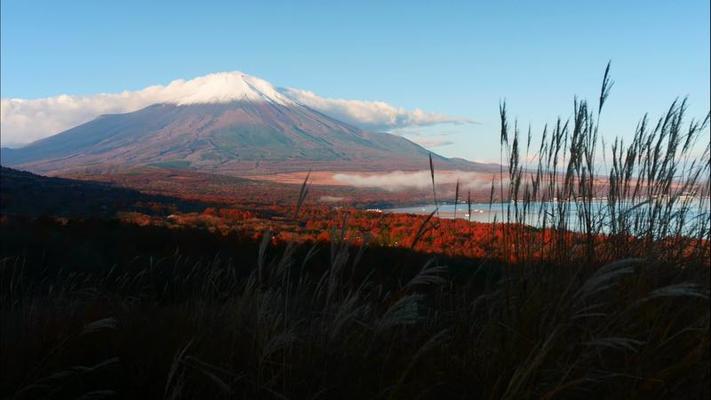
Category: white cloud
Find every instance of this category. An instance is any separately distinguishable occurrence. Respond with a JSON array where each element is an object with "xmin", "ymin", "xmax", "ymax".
[
  {"xmin": 1, "ymin": 71, "xmax": 472, "ymax": 148},
  {"xmin": 2, "ymin": 93, "xmax": 149, "ymax": 147},
  {"xmin": 279, "ymin": 87, "xmax": 472, "ymax": 131}
]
